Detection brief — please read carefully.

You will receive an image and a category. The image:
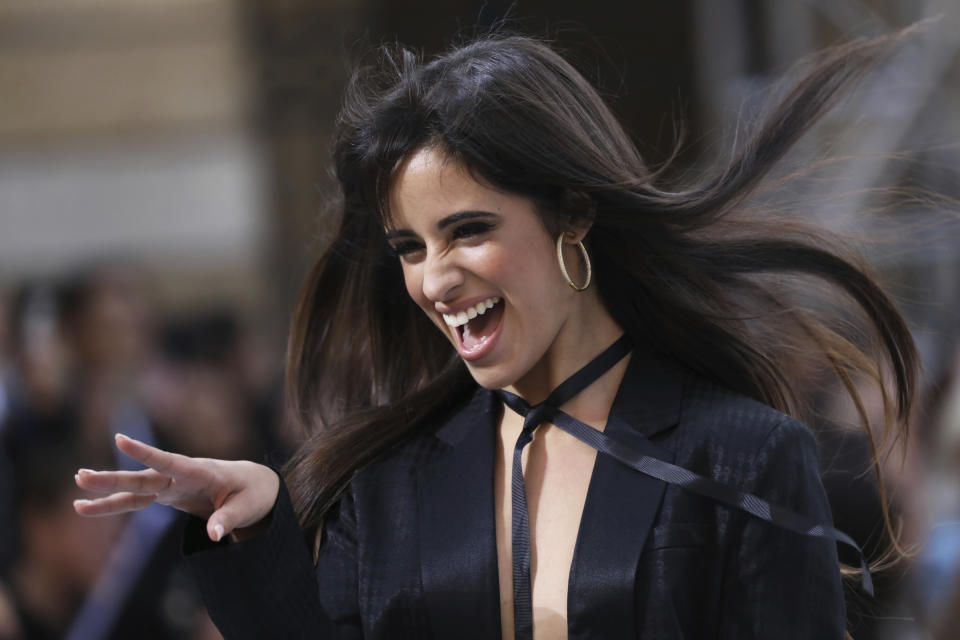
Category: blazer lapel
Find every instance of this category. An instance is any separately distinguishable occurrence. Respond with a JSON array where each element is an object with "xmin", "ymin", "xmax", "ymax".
[
  {"xmin": 417, "ymin": 388, "xmax": 502, "ymax": 639},
  {"xmin": 567, "ymin": 351, "xmax": 684, "ymax": 640}
]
